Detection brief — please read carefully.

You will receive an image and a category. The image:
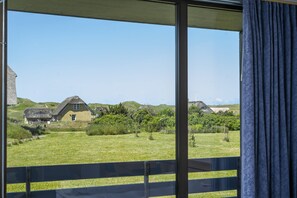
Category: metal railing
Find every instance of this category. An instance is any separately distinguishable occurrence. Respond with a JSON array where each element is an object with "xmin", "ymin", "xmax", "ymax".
[{"xmin": 7, "ymin": 157, "xmax": 240, "ymax": 198}]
